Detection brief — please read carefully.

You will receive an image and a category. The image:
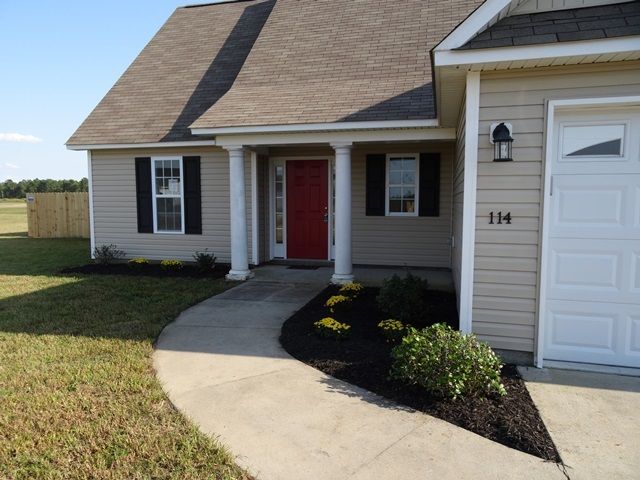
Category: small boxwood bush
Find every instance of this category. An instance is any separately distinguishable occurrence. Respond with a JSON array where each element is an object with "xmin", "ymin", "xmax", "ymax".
[
  {"xmin": 193, "ymin": 249, "xmax": 216, "ymax": 272},
  {"xmin": 160, "ymin": 259, "xmax": 184, "ymax": 271},
  {"xmin": 376, "ymin": 272, "xmax": 430, "ymax": 324},
  {"xmin": 390, "ymin": 323, "xmax": 506, "ymax": 399},
  {"xmin": 93, "ymin": 244, "xmax": 125, "ymax": 266}
]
